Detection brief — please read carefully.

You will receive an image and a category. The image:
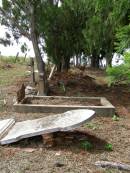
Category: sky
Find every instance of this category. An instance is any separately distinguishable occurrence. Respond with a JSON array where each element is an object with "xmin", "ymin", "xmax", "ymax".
[{"xmin": 0, "ymin": 25, "xmax": 35, "ymax": 57}]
